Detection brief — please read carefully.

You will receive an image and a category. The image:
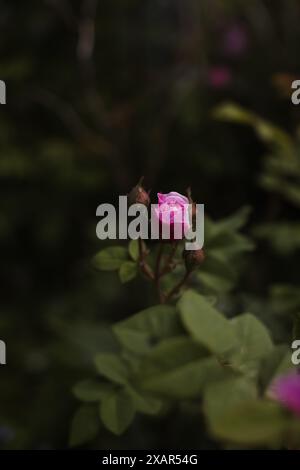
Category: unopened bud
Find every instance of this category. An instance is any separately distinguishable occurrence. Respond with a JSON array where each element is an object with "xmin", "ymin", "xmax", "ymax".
[
  {"xmin": 183, "ymin": 247, "xmax": 205, "ymax": 272},
  {"xmin": 127, "ymin": 177, "xmax": 150, "ymax": 207}
]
